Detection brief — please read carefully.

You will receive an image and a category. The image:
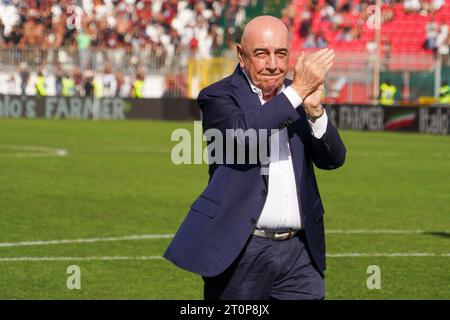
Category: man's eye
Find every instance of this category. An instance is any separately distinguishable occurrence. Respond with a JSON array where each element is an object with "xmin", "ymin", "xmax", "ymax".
[{"xmin": 277, "ymin": 52, "xmax": 287, "ymax": 57}]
